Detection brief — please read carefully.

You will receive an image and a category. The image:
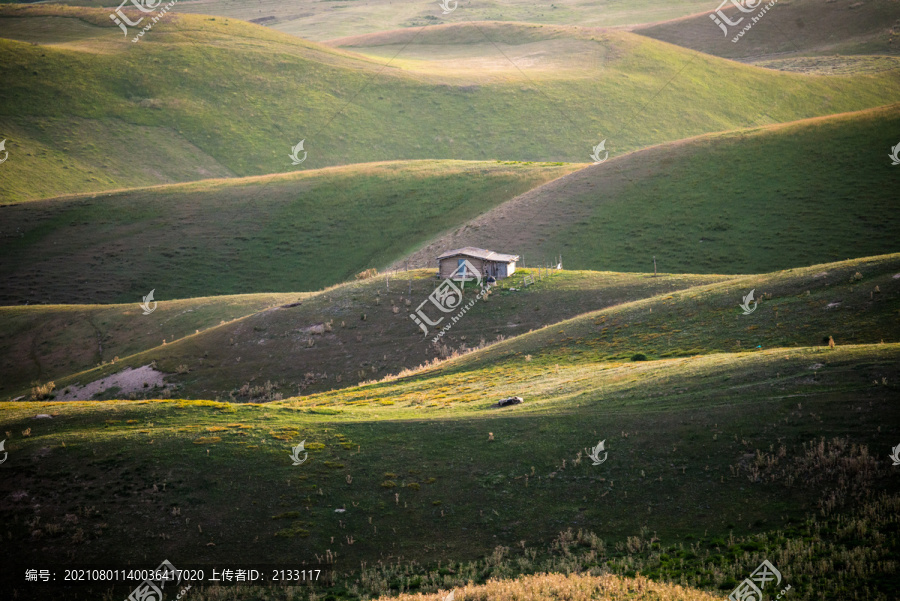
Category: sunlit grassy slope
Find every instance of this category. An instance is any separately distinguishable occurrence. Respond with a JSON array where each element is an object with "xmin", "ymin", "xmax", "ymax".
[
  {"xmin": 177, "ymin": 0, "xmax": 717, "ymax": 41},
  {"xmin": 398, "ymin": 104, "xmax": 900, "ymax": 275},
  {"xmin": 0, "ymin": 160, "xmax": 578, "ymax": 304},
  {"xmin": 2, "ymin": 7, "xmax": 900, "ymax": 200}
]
